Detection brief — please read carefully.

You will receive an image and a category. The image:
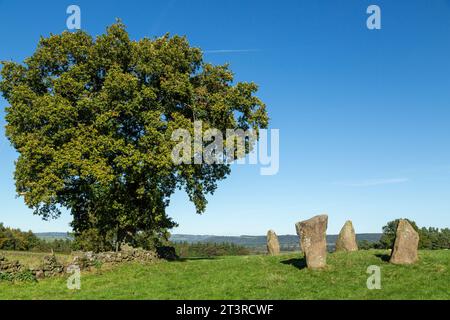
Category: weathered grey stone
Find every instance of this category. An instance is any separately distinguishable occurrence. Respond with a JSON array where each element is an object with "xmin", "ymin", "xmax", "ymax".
[
  {"xmin": 71, "ymin": 254, "xmax": 94, "ymax": 270},
  {"xmin": 2, "ymin": 247, "xmax": 161, "ymax": 281},
  {"xmin": 295, "ymin": 214, "xmax": 328, "ymax": 269},
  {"xmin": 335, "ymin": 220, "xmax": 358, "ymax": 252},
  {"xmin": 120, "ymin": 243, "xmax": 134, "ymax": 253},
  {"xmin": 35, "ymin": 270, "xmax": 45, "ymax": 279},
  {"xmin": 390, "ymin": 219, "xmax": 419, "ymax": 265},
  {"xmin": 72, "ymin": 247, "xmax": 159, "ymax": 270},
  {"xmin": 266, "ymin": 230, "xmax": 280, "ymax": 255},
  {"xmin": 0, "ymin": 258, "xmax": 21, "ymax": 273}
]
